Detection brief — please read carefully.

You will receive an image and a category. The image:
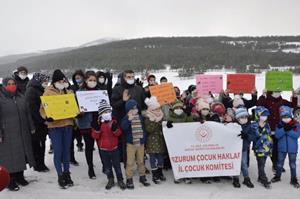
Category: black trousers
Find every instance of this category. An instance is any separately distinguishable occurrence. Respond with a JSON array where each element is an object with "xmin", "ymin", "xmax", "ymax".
[{"xmin": 31, "ymin": 126, "xmax": 47, "ymax": 167}]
